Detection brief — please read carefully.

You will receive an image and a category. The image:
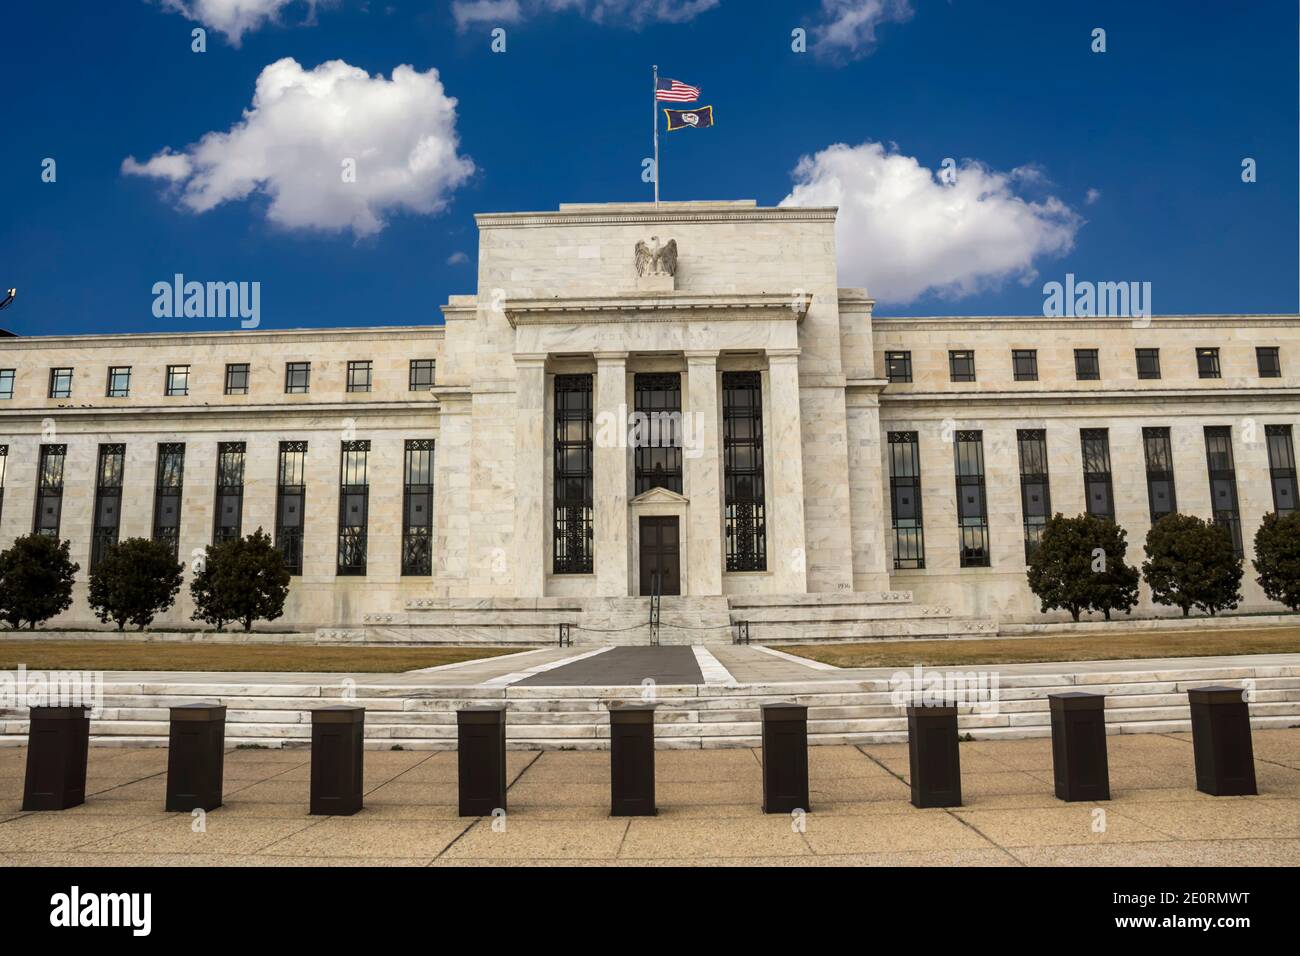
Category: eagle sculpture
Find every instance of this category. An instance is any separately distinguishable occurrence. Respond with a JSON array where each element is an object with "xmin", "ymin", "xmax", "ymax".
[{"xmin": 634, "ymin": 237, "xmax": 678, "ymax": 277}]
